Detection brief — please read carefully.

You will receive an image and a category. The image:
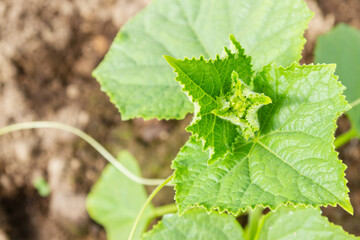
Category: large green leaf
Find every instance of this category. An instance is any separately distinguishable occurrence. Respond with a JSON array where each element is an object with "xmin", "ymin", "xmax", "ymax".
[
  {"xmin": 142, "ymin": 209, "xmax": 245, "ymax": 240},
  {"xmin": 173, "ymin": 63, "xmax": 352, "ymax": 216},
  {"xmin": 86, "ymin": 151, "xmax": 154, "ymax": 240},
  {"xmin": 256, "ymin": 207, "xmax": 359, "ymax": 240},
  {"xmin": 93, "ymin": 0, "xmax": 312, "ymax": 120},
  {"xmin": 315, "ymin": 24, "xmax": 360, "ymax": 137}
]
